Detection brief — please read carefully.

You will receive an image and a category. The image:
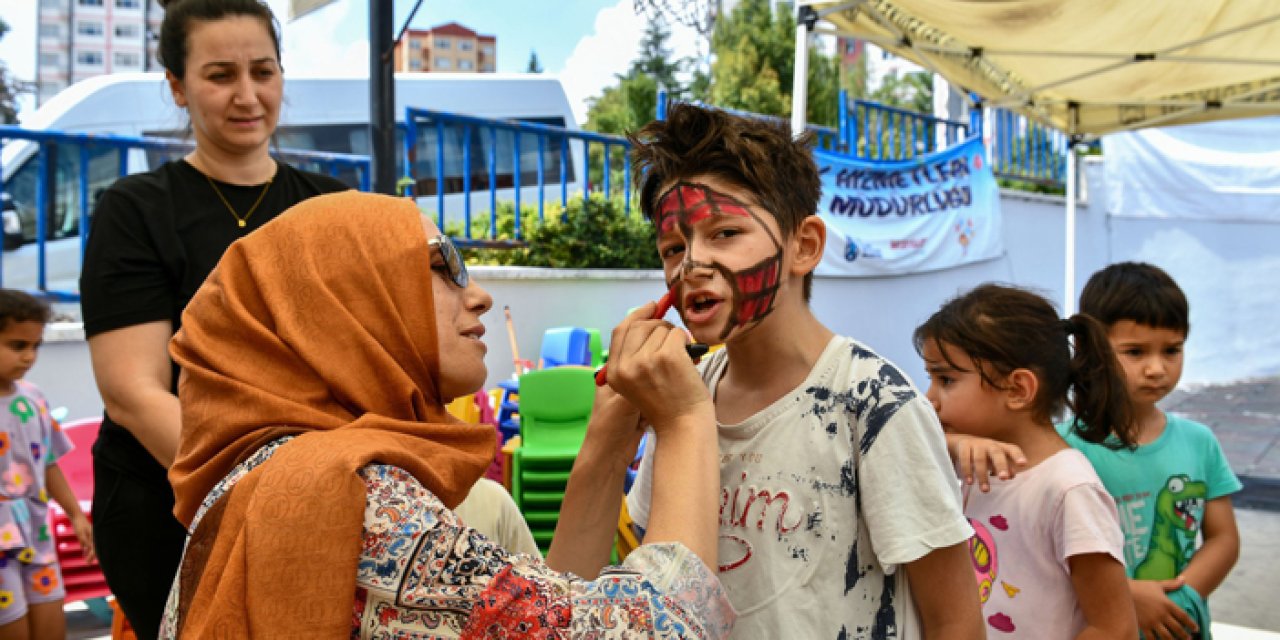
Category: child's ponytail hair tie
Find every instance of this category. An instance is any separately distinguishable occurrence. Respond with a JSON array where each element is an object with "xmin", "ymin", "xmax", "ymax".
[{"xmin": 1061, "ymin": 317, "xmax": 1077, "ymax": 334}]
